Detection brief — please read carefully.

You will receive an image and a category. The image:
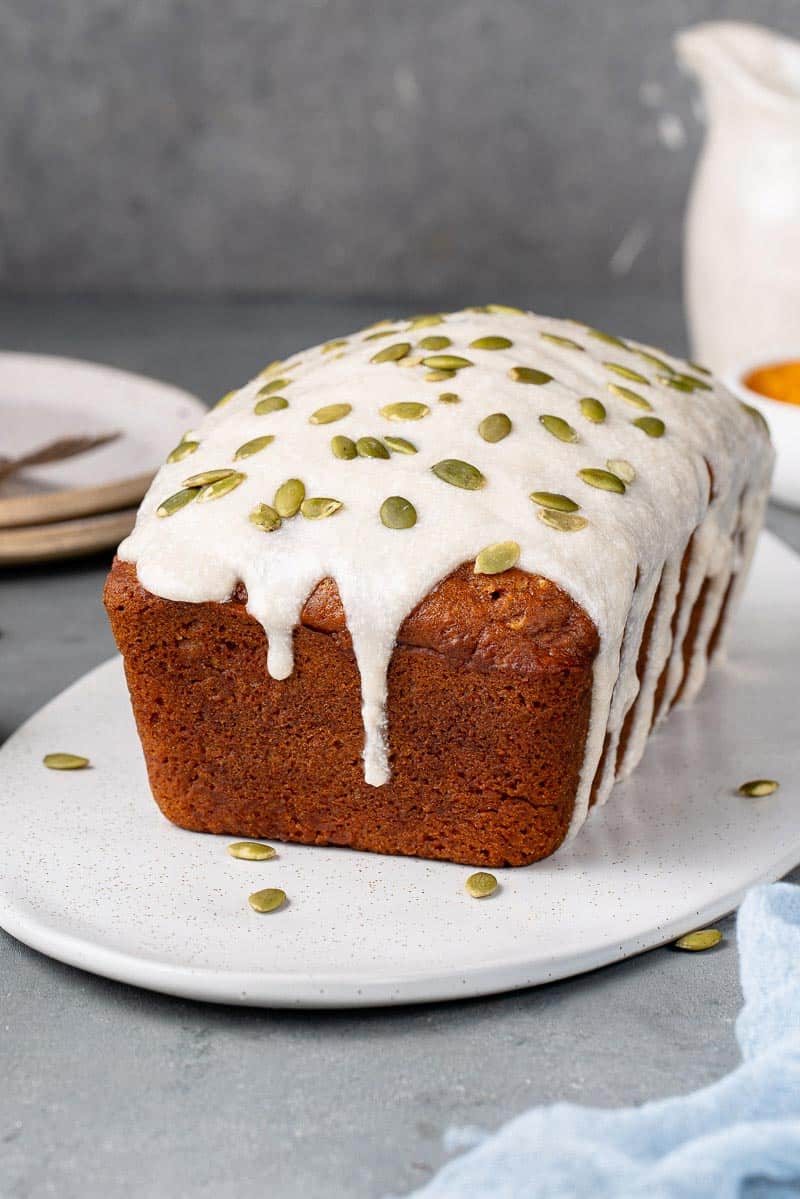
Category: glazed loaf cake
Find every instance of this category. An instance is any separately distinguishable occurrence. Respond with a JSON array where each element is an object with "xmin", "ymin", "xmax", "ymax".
[{"xmin": 105, "ymin": 307, "xmax": 772, "ymax": 866}]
